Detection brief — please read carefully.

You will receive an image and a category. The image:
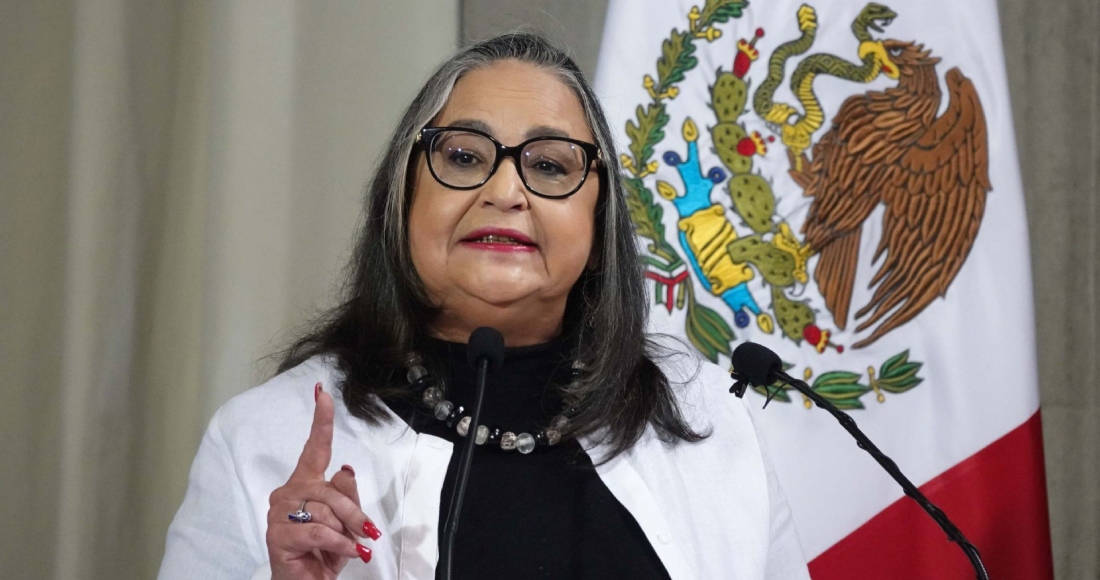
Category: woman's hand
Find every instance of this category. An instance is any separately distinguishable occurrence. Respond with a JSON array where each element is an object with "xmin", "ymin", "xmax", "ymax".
[{"xmin": 267, "ymin": 383, "xmax": 381, "ymax": 579}]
